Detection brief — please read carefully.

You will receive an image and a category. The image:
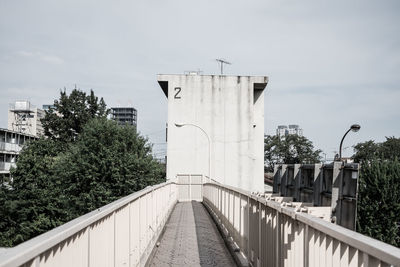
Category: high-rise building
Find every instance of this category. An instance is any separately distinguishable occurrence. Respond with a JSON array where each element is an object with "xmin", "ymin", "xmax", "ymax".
[
  {"xmin": 111, "ymin": 107, "xmax": 137, "ymax": 128},
  {"xmin": 276, "ymin": 124, "xmax": 303, "ymax": 137},
  {"xmin": 8, "ymin": 101, "xmax": 45, "ymax": 137},
  {"xmin": 276, "ymin": 125, "xmax": 288, "ymax": 136},
  {"xmin": 288, "ymin": 124, "xmax": 303, "ymax": 136}
]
